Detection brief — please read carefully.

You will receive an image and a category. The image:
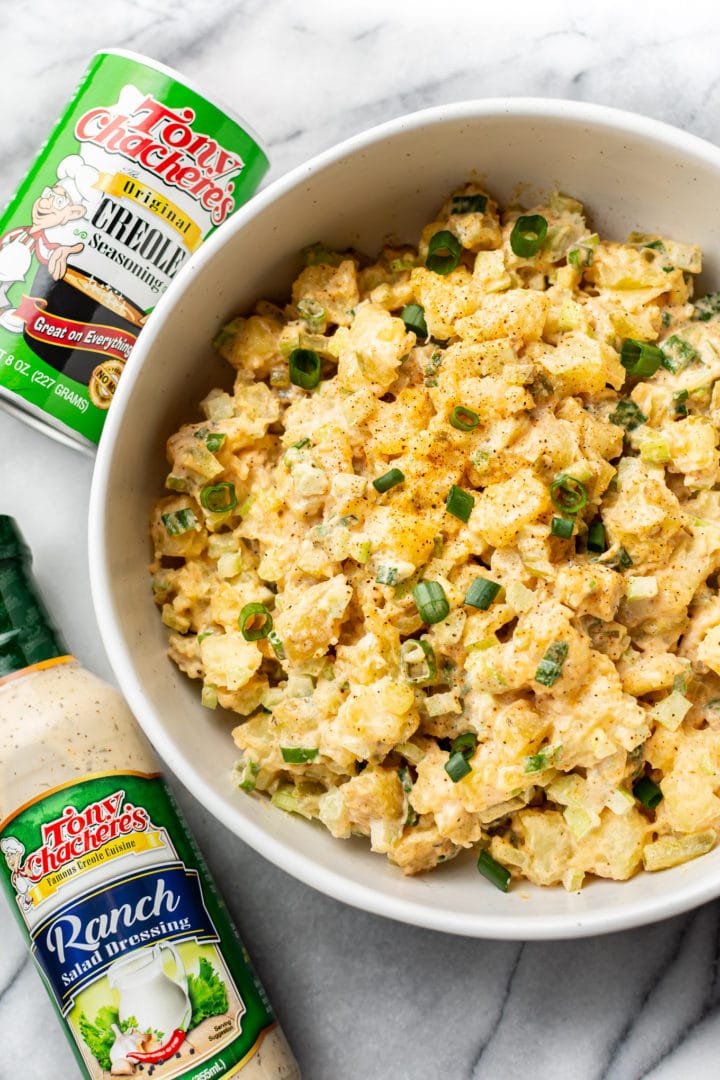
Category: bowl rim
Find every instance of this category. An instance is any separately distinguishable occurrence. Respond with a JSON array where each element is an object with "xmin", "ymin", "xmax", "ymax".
[{"xmin": 89, "ymin": 96, "xmax": 720, "ymax": 939}]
